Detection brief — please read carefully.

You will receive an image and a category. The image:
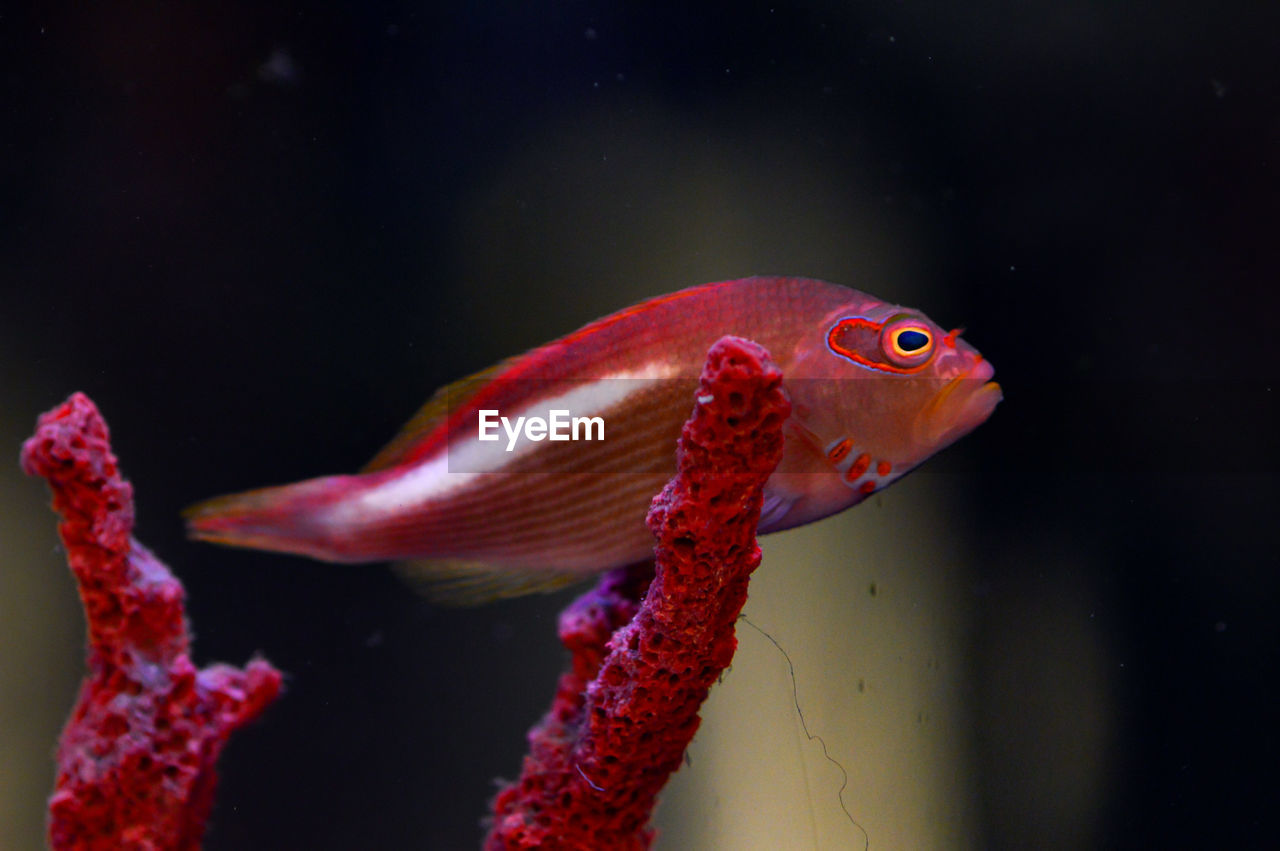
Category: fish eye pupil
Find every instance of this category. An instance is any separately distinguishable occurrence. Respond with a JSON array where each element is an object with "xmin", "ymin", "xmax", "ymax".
[{"xmin": 896, "ymin": 329, "xmax": 929, "ymax": 352}]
